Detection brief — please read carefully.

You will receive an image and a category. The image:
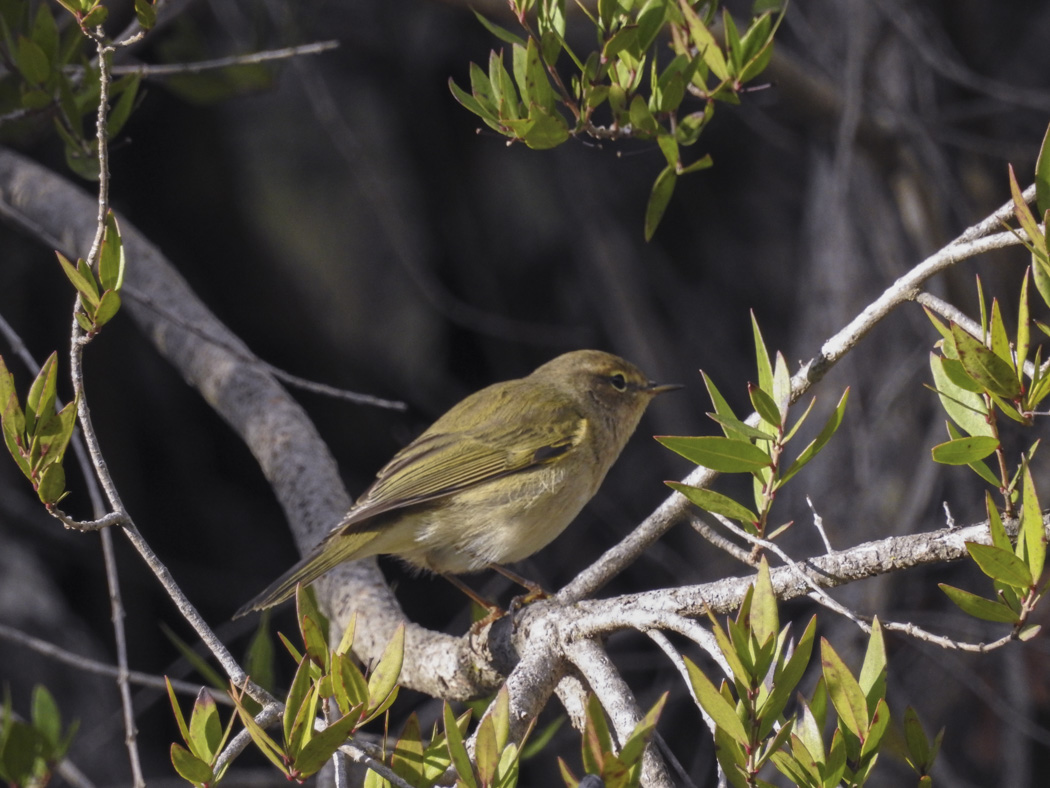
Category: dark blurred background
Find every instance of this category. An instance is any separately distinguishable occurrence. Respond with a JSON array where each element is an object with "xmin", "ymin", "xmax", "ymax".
[{"xmin": 2, "ymin": 0, "xmax": 1050, "ymax": 785}]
